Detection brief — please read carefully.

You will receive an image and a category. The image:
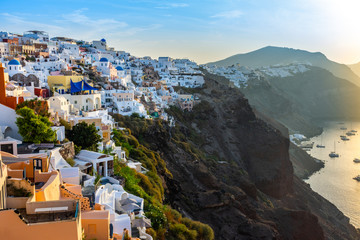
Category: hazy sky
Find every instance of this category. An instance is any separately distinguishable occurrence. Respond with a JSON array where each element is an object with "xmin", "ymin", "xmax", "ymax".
[{"xmin": 1, "ymin": 0, "xmax": 360, "ymax": 64}]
